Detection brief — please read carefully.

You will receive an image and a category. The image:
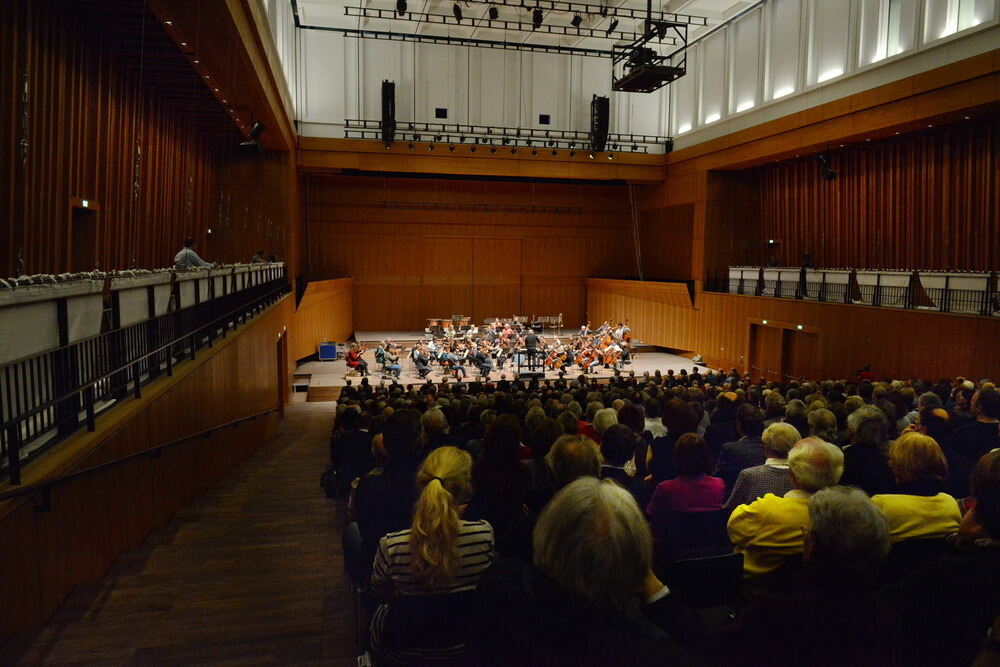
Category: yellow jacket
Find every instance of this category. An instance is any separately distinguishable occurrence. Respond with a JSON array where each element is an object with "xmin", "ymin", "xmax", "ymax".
[
  {"xmin": 871, "ymin": 493, "xmax": 961, "ymax": 543},
  {"xmin": 727, "ymin": 492, "xmax": 810, "ymax": 578}
]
